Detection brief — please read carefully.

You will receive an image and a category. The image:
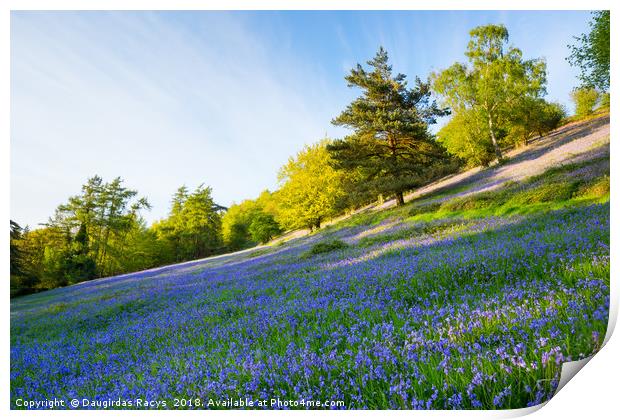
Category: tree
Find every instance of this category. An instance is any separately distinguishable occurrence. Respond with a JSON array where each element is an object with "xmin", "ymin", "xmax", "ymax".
[
  {"xmin": 567, "ymin": 11, "xmax": 610, "ymax": 92},
  {"xmin": 329, "ymin": 47, "xmax": 451, "ymax": 206},
  {"xmin": 17, "ymin": 224, "xmax": 73, "ymax": 291},
  {"xmin": 221, "ymin": 193, "xmax": 283, "ymax": 250},
  {"xmin": 60, "ymin": 222, "xmax": 98, "ymax": 284},
  {"xmin": 255, "ymin": 190, "xmax": 281, "ymax": 221},
  {"xmin": 433, "ymin": 24, "xmax": 547, "ymax": 162},
  {"xmin": 154, "ymin": 184, "xmax": 224, "ymax": 261},
  {"xmin": 276, "ymin": 140, "xmax": 348, "ymax": 230},
  {"xmin": 436, "ymin": 109, "xmax": 495, "ymax": 168},
  {"xmin": 600, "ymin": 92, "xmax": 610, "ymax": 110},
  {"xmin": 571, "ymin": 87, "xmax": 601, "ymax": 117},
  {"xmin": 10, "ymin": 220, "xmax": 39, "ymax": 296},
  {"xmin": 95, "ymin": 178, "xmax": 151, "ymax": 274},
  {"xmin": 10, "ymin": 221, "xmax": 24, "ymax": 279},
  {"xmin": 248, "ymin": 212, "xmax": 281, "ymax": 244},
  {"xmin": 507, "ymin": 98, "xmax": 566, "ymax": 146},
  {"xmin": 46, "ymin": 176, "xmax": 150, "ymax": 279},
  {"xmin": 538, "ymin": 102, "xmax": 567, "ymax": 136},
  {"xmin": 114, "ymin": 218, "xmax": 168, "ymax": 273},
  {"xmin": 221, "ymin": 199, "xmax": 262, "ymax": 250}
]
